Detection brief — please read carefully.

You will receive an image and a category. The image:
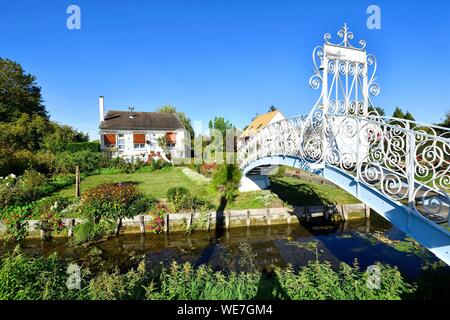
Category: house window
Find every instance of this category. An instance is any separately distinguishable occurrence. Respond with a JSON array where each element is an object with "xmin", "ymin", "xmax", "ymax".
[
  {"xmin": 117, "ymin": 134, "xmax": 126, "ymax": 150},
  {"xmin": 103, "ymin": 134, "xmax": 116, "ymax": 147},
  {"xmin": 133, "ymin": 134, "xmax": 146, "ymax": 150}
]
